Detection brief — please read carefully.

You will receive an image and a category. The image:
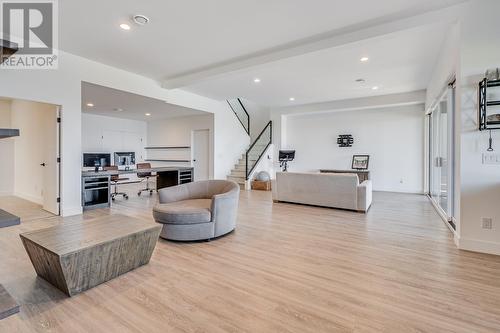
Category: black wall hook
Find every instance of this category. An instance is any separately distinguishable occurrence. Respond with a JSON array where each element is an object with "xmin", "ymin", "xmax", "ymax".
[{"xmin": 488, "ymin": 130, "xmax": 494, "ymax": 151}]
